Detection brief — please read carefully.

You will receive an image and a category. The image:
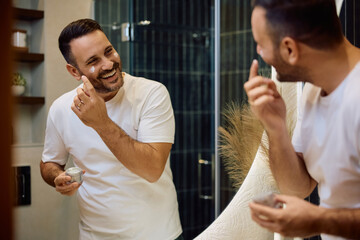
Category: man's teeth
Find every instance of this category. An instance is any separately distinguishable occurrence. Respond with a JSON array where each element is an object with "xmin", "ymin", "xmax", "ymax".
[{"xmin": 101, "ymin": 69, "xmax": 116, "ymax": 78}]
